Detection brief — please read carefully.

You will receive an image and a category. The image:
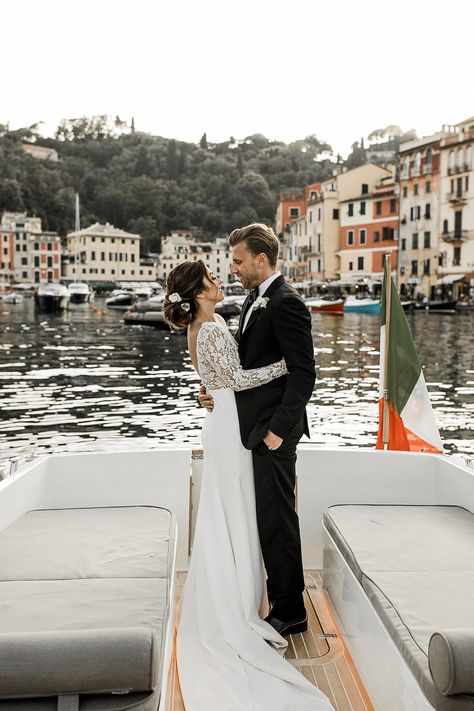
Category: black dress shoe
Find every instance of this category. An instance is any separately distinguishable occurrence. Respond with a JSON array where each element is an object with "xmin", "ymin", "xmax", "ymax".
[{"xmin": 264, "ymin": 612, "xmax": 308, "ymax": 637}]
